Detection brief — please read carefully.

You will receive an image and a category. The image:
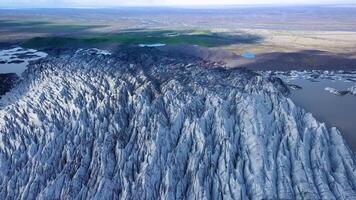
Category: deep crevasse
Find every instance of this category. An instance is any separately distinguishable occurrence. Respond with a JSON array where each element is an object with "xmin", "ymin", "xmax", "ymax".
[{"xmin": 0, "ymin": 48, "xmax": 355, "ymax": 200}]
